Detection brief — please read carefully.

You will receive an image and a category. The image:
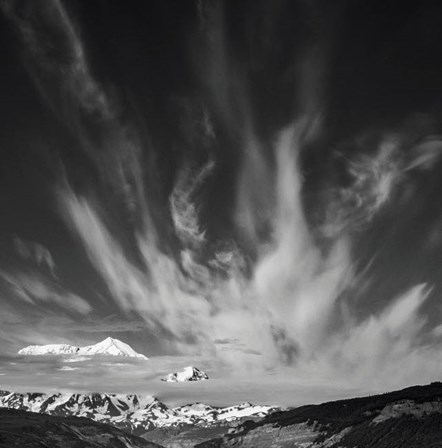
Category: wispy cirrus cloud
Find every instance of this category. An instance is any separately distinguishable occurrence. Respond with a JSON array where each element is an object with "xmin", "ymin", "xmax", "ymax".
[
  {"xmin": 0, "ymin": 270, "xmax": 91, "ymax": 315},
  {"xmin": 317, "ymin": 284, "xmax": 438, "ymax": 389},
  {"xmin": 58, "ymin": 184, "xmax": 214, "ymax": 354},
  {"xmin": 406, "ymin": 134, "xmax": 442, "ymax": 171},
  {"xmin": 170, "ymin": 159, "xmax": 215, "ymax": 248},
  {"xmin": 322, "ymin": 127, "xmax": 442, "ymax": 238},
  {"xmin": 323, "ymin": 138, "xmax": 402, "ymax": 236},
  {"xmin": 13, "ymin": 236, "xmax": 56, "ymax": 277},
  {"xmin": 1, "ymin": 0, "xmax": 153, "ymax": 226},
  {"xmin": 58, "ymin": 188, "xmax": 149, "ymax": 314},
  {"xmin": 1, "ymin": 0, "xmax": 111, "ymax": 120}
]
